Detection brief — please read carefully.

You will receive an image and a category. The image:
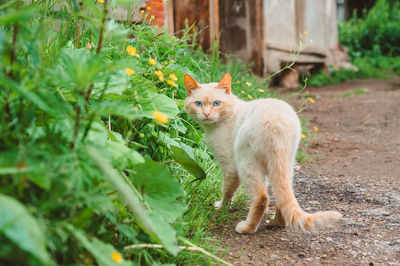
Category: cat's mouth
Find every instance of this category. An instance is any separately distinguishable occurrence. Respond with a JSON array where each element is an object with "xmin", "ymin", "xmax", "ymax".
[{"xmin": 200, "ymin": 117, "xmax": 215, "ymax": 124}]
